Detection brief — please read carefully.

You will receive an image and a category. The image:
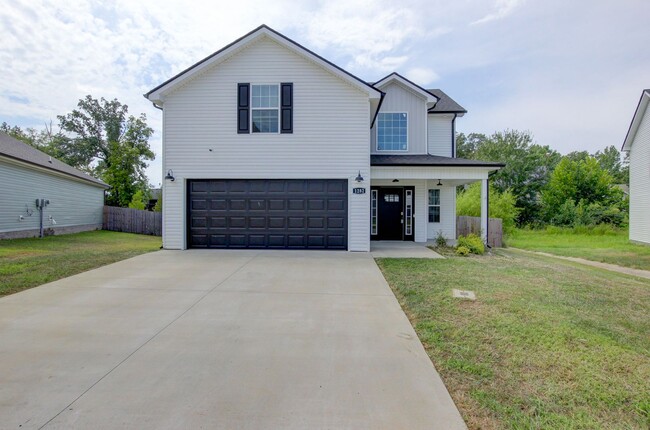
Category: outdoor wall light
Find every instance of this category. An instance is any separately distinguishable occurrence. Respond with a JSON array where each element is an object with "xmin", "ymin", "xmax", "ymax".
[
  {"xmin": 437, "ymin": 179, "xmax": 443, "ymax": 186},
  {"xmin": 392, "ymin": 179, "xmax": 399, "ymax": 183},
  {"xmin": 355, "ymin": 170, "xmax": 364, "ymax": 182},
  {"xmin": 165, "ymin": 169, "xmax": 175, "ymax": 182}
]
